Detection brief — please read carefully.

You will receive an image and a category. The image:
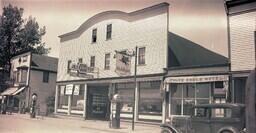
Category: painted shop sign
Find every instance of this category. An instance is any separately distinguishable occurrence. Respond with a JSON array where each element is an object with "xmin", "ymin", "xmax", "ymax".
[
  {"xmin": 115, "ymin": 52, "xmax": 131, "ymax": 76},
  {"xmin": 69, "ymin": 62, "xmax": 94, "ymax": 78},
  {"xmin": 165, "ymin": 75, "xmax": 229, "ymax": 83},
  {"xmin": 65, "ymin": 84, "xmax": 73, "ymax": 95},
  {"xmin": 73, "ymin": 85, "xmax": 80, "ymax": 95}
]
